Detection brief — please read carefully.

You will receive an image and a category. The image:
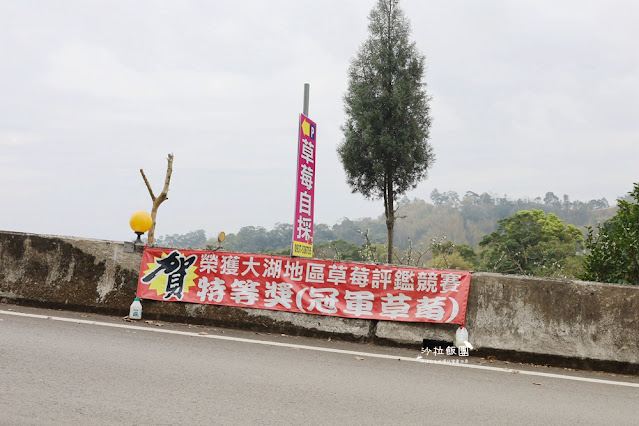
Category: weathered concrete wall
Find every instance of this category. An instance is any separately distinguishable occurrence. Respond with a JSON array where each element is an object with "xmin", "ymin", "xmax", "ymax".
[
  {"xmin": 376, "ymin": 273, "xmax": 639, "ymax": 371},
  {"xmin": 1, "ymin": 230, "xmax": 637, "ymax": 373},
  {"xmin": 0, "ymin": 231, "xmax": 374, "ymax": 342},
  {"xmin": 467, "ymin": 273, "xmax": 639, "ymax": 368},
  {"xmin": 0, "ymin": 231, "xmax": 141, "ymax": 312}
]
